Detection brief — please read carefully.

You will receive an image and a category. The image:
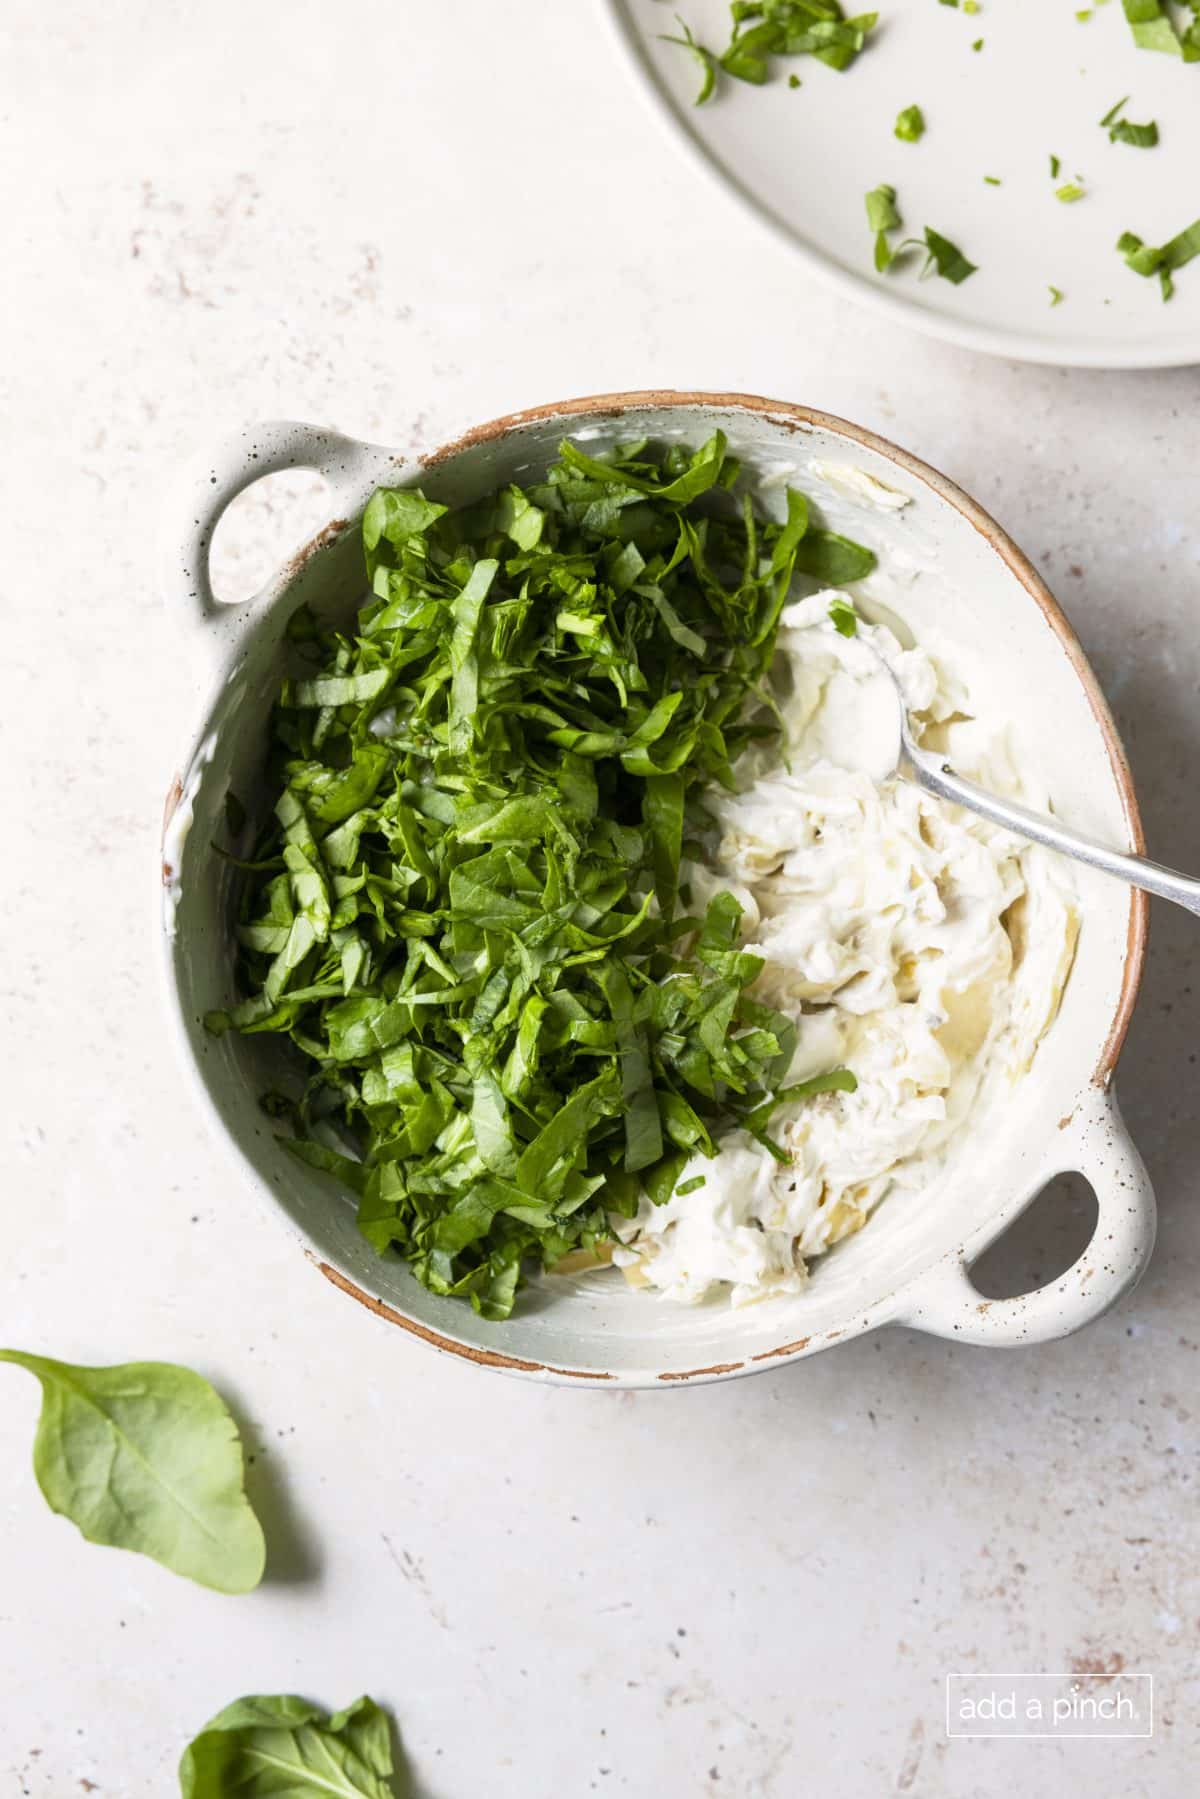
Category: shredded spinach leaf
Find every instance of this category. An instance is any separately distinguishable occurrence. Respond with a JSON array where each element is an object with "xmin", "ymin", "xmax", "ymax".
[
  {"xmin": 661, "ymin": 16, "xmax": 718, "ymax": 104},
  {"xmin": 827, "ymin": 595, "xmax": 858, "ymax": 636},
  {"xmin": 1117, "ymin": 216, "xmax": 1200, "ymax": 299},
  {"xmin": 916, "ymin": 226, "xmax": 977, "ymax": 284},
  {"xmin": 1122, "ymin": 0, "xmax": 1200, "ymax": 58},
  {"xmin": 208, "ymin": 437, "xmax": 863, "ymax": 1318},
  {"xmin": 1100, "ymin": 97, "xmax": 1159, "ymax": 145},
  {"xmin": 666, "ymin": 2, "xmax": 878, "ymax": 98},
  {"xmin": 865, "ymin": 182, "xmax": 902, "ymax": 271},
  {"xmin": 894, "ymin": 104, "xmax": 925, "ymax": 142}
]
